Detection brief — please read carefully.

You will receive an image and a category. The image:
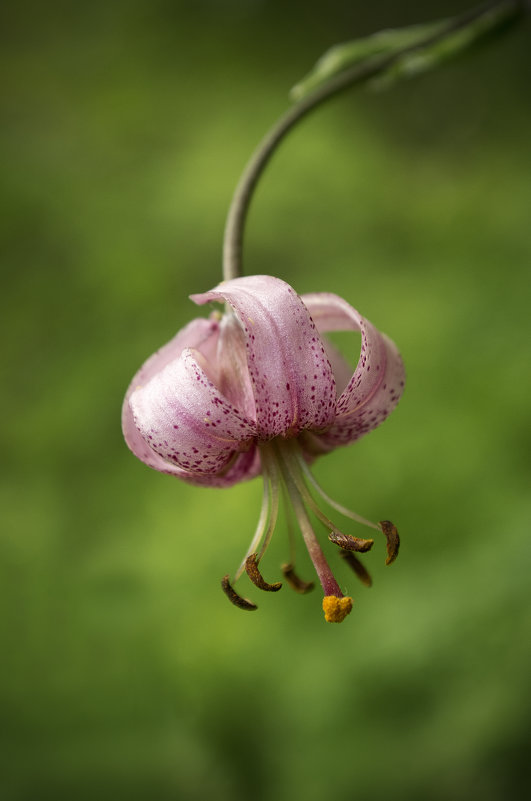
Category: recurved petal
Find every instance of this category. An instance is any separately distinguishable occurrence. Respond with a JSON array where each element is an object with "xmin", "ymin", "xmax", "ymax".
[
  {"xmin": 191, "ymin": 276, "xmax": 337, "ymax": 438},
  {"xmin": 178, "ymin": 445, "xmax": 262, "ymax": 488},
  {"xmin": 301, "ymin": 292, "xmax": 405, "ymax": 447},
  {"xmin": 123, "ymin": 397, "xmax": 260, "ymax": 487},
  {"xmin": 122, "ymin": 317, "xmax": 220, "ymax": 469},
  {"xmin": 320, "ymin": 337, "xmax": 353, "ymax": 396},
  {"xmin": 128, "ymin": 348, "xmax": 257, "ymax": 475},
  {"xmin": 201, "ymin": 445, "xmax": 262, "ymax": 487},
  {"xmin": 125, "ymin": 317, "xmax": 220, "ymax": 394},
  {"xmin": 123, "ymin": 405, "xmax": 260, "ymax": 486},
  {"xmin": 214, "ymin": 313, "xmax": 256, "ymax": 421}
]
